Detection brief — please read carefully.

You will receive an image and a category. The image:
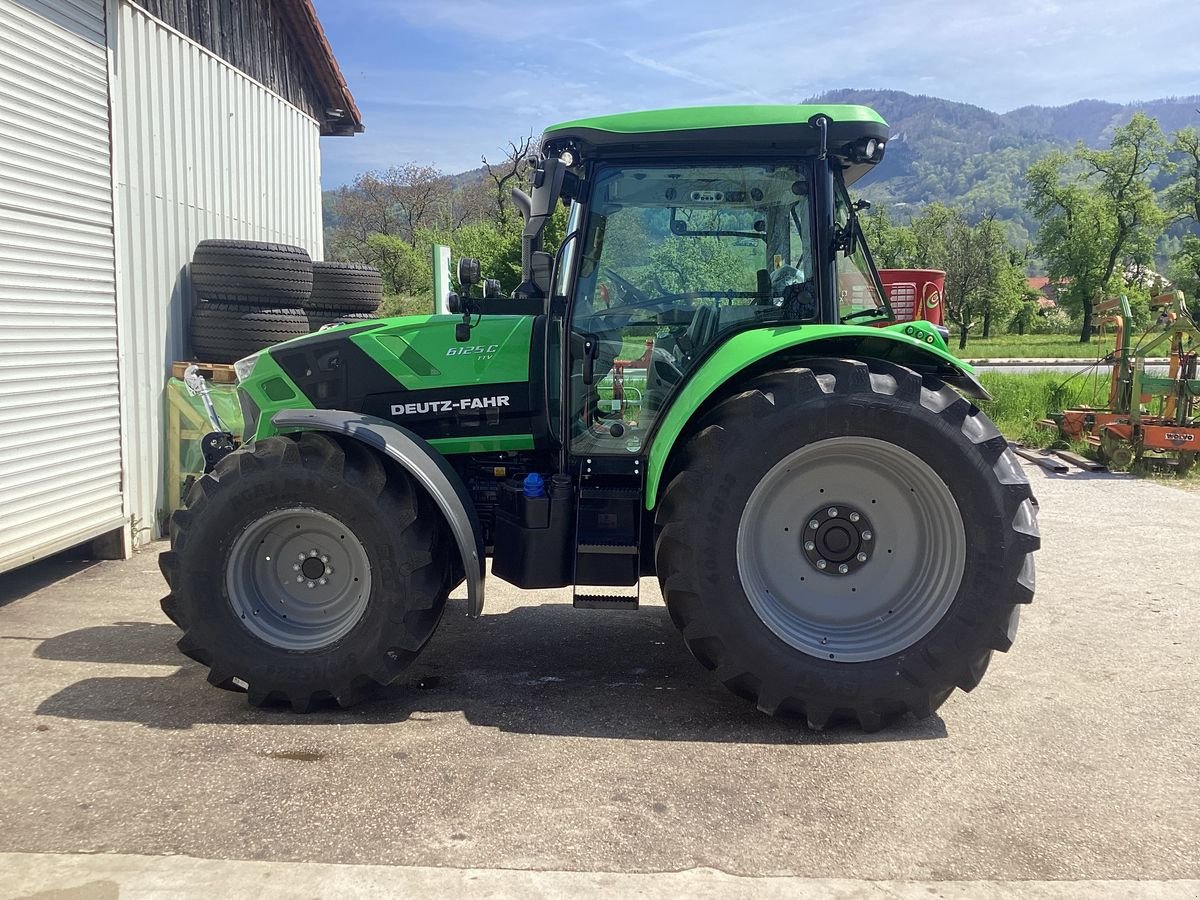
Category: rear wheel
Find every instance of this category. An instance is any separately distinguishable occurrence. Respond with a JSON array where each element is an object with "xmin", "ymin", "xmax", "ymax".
[
  {"xmin": 655, "ymin": 358, "xmax": 1039, "ymax": 730},
  {"xmin": 159, "ymin": 432, "xmax": 452, "ymax": 711}
]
